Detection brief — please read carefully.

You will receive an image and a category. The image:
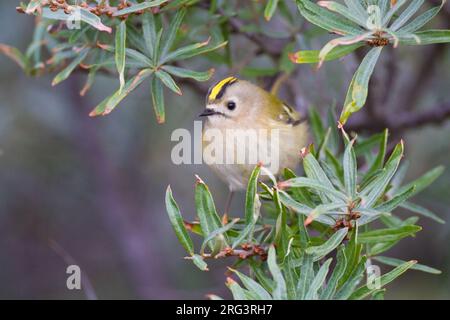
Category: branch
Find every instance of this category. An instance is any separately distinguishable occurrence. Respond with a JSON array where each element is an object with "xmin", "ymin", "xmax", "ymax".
[
  {"xmin": 347, "ymin": 102, "xmax": 450, "ymax": 133},
  {"xmin": 394, "ymin": 102, "xmax": 450, "ymax": 130},
  {"xmin": 215, "ymin": 6, "xmax": 290, "ymax": 59},
  {"xmin": 397, "ymin": 2, "xmax": 450, "ymax": 112},
  {"xmin": 399, "ymin": 40, "xmax": 448, "ymax": 112},
  {"xmin": 225, "ymin": 15, "xmax": 288, "ymax": 58},
  {"xmin": 199, "ymin": 243, "xmax": 268, "ymax": 261}
]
